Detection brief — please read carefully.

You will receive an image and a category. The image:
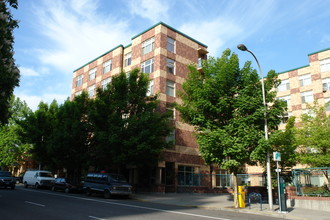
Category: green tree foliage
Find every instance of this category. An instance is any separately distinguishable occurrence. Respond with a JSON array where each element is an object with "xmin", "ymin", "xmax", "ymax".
[
  {"xmin": 18, "ymin": 100, "xmax": 59, "ymax": 170},
  {"xmin": 176, "ymin": 49, "xmax": 286, "ymax": 207},
  {"xmin": 0, "ymin": 0, "xmax": 20, "ymax": 124},
  {"xmin": 89, "ymin": 69, "xmax": 173, "ymax": 169},
  {"xmin": 48, "ymin": 93, "xmax": 93, "ymax": 182},
  {"xmin": 296, "ymin": 102, "xmax": 330, "ymax": 167},
  {"xmin": 269, "ymin": 116, "xmax": 297, "ymax": 181},
  {"xmin": 0, "ymin": 96, "xmax": 32, "ymax": 168}
]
